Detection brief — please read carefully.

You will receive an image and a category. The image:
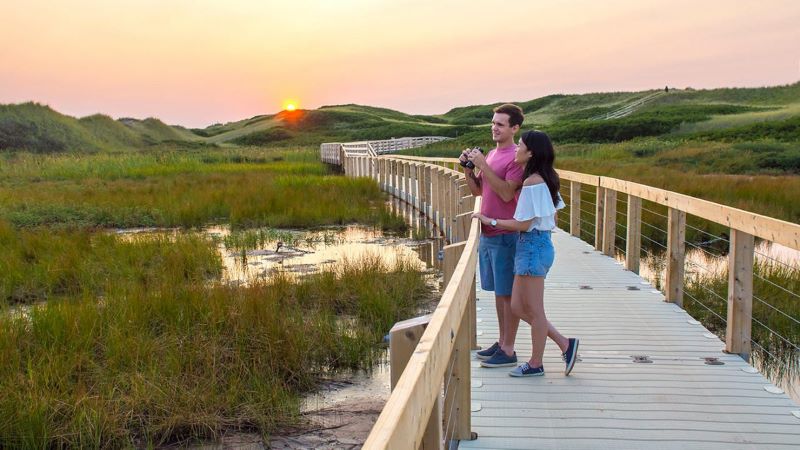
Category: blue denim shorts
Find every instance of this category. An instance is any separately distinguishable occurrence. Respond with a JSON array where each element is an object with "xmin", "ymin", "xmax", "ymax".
[
  {"xmin": 478, "ymin": 233, "xmax": 517, "ymax": 296},
  {"xmin": 514, "ymin": 229, "xmax": 555, "ymax": 278}
]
